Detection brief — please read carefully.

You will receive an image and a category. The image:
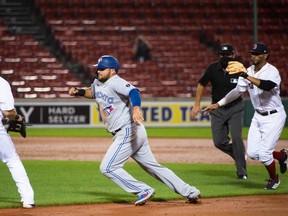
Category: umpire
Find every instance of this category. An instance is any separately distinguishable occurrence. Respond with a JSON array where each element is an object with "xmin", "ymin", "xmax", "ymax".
[{"xmin": 191, "ymin": 44, "xmax": 247, "ymax": 179}]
